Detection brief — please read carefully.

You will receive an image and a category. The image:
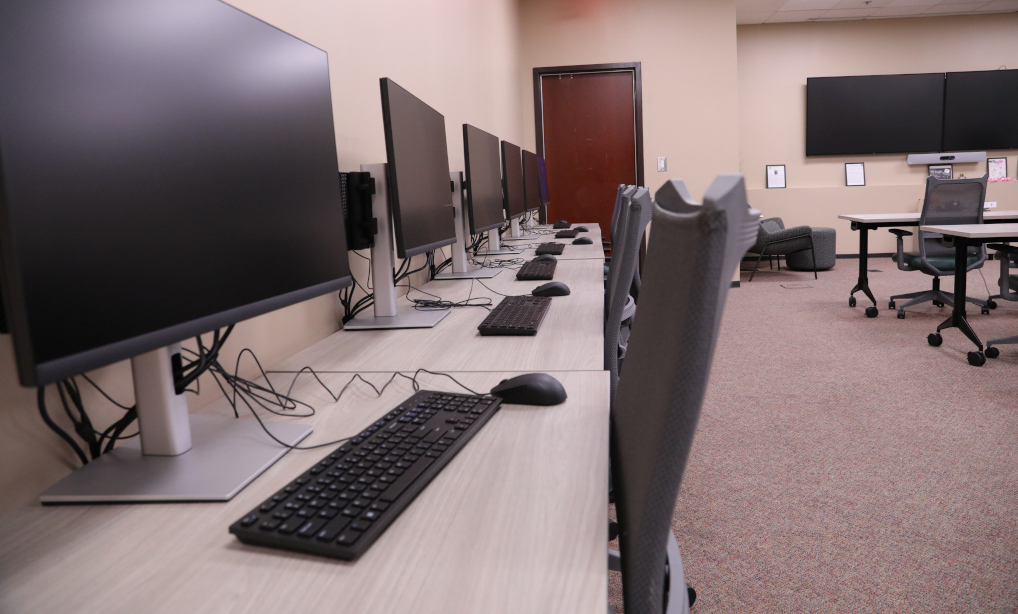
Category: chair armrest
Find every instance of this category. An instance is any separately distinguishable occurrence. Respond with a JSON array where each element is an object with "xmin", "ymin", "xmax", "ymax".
[
  {"xmin": 765, "ymin": 225, "xmax": 811, "ymax": 243},
  {"xmin": 988, "ymin": 243, "xmax": 1018, "ymax": 257},
  {"xmin": 889, "ymin": 229, "xmax": 912, "ymax": 271}
]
